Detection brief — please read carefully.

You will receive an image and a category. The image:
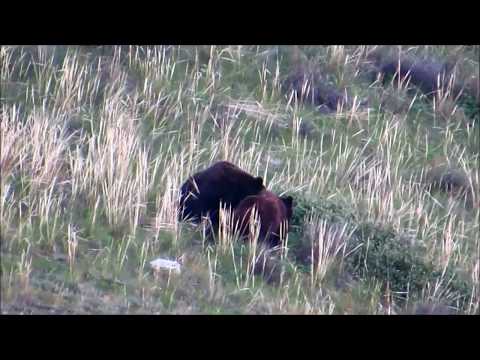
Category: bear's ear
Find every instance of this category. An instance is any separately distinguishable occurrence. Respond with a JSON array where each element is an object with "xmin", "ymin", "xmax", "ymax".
[
  {"xmin": 254, "ymin": 177, "xmax": 264, "ymax": 189},
  {"xmin": 281, "ymin": 196, "xmax": 293, "ymax": 209}
]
